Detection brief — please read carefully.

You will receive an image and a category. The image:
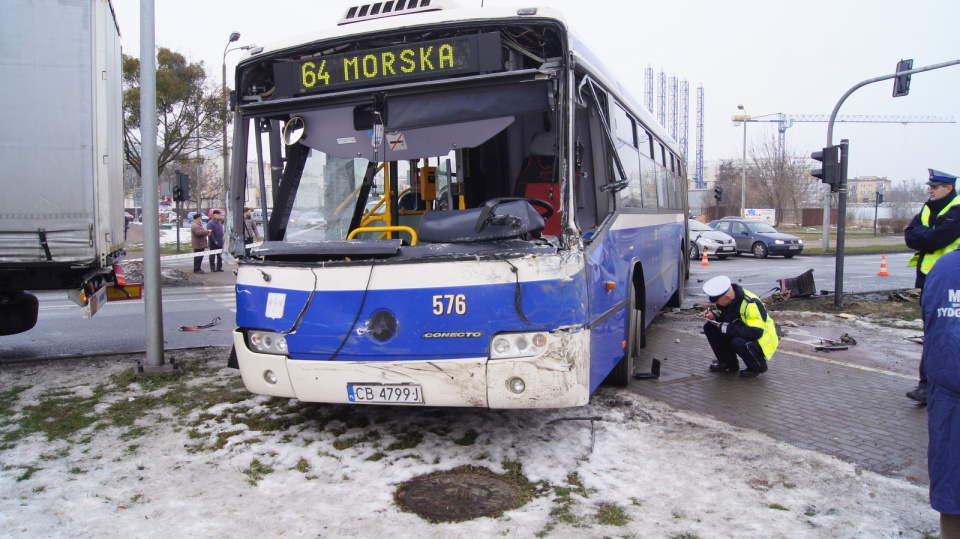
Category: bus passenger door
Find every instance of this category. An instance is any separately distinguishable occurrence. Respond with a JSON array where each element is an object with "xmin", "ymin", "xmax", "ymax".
[{"xmin": 576, "ymin": 80, "xmax": 631, "ymax": 388}]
